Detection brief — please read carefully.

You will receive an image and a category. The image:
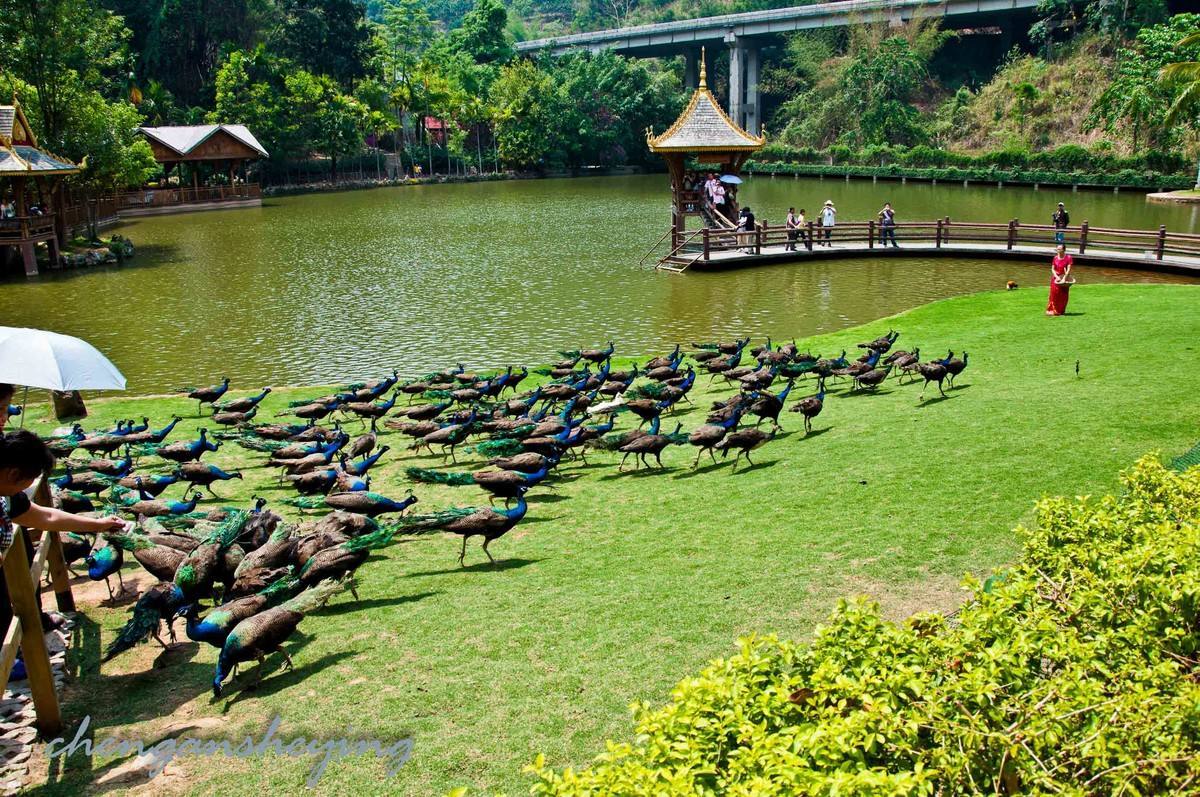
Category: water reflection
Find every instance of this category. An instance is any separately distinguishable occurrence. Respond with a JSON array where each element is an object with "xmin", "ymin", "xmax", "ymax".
[{"xmin": 0, "ymin": 175, "xmax": 1193, "ymax": 393}]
